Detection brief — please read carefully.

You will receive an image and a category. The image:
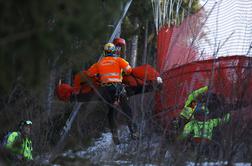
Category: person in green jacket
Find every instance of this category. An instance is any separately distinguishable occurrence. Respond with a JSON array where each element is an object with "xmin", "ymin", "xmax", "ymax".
[
  {"xmin": 180, "ymin": 112, "xmax": 230, "ymax": 141},
  {"xmin": 4, "ymin": 120, "xmax": 33, "ymax": 161},
  {"xmin": 179, "ymin": 111, "xmax": 231, "ymax": 156},
  {"xmin": 176, "ymin": 86, "xmax": 209, "ymax": 130}
]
